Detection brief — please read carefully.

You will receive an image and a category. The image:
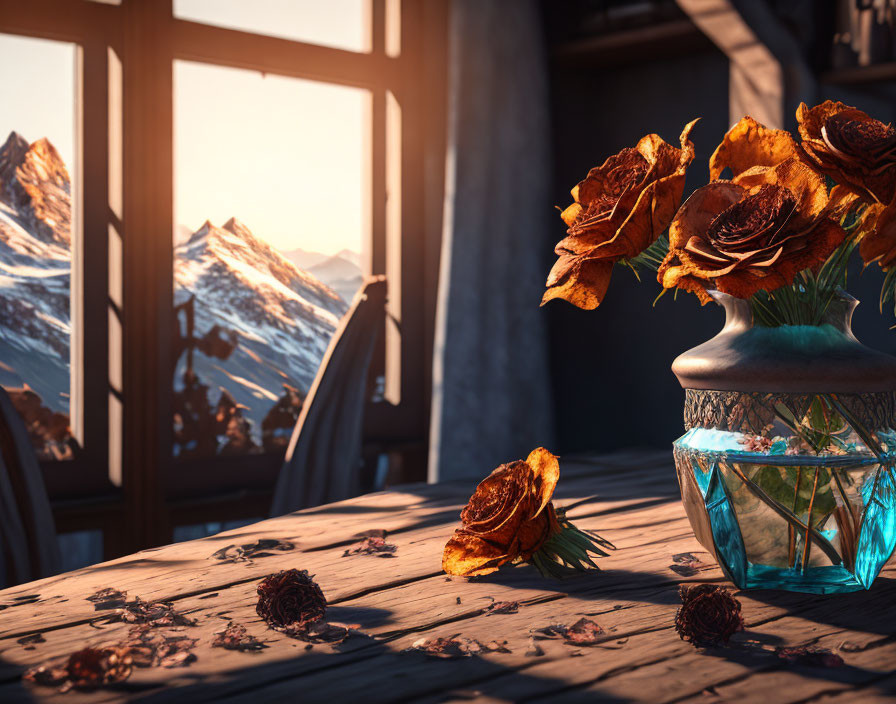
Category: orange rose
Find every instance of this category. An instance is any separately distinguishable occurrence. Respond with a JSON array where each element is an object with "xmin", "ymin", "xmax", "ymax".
[
  {"xmin": 797, "ymin": 101, "xmax": 896, "ymax": 205},
  {"xmin": 442, "ymin": 448, "xmax": 561, "ymax": 577},
  {"xmin": 658, "ymin": 158, "xmax": 846, "ymax": 303},
  {"xmin": 796, "ymin": 102, "xmax": 896, "ymax": 271},
  {"xmin": 542, "ymin": 119, "xmax": 699, "ymax": 309}
]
